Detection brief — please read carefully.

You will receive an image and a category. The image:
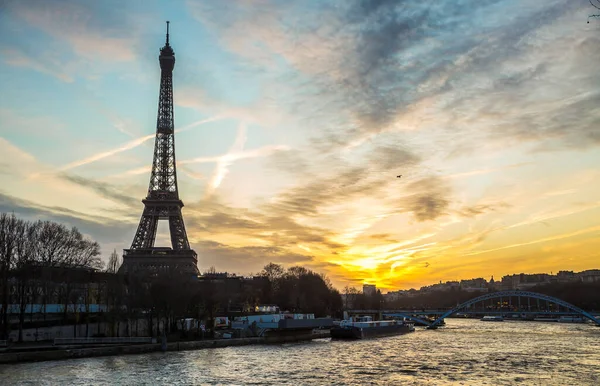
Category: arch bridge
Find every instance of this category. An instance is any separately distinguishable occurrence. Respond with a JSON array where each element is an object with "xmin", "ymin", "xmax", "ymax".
[{"xmin": 350, "ymin": 290, "xmax": 600, "ymax": 329}]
